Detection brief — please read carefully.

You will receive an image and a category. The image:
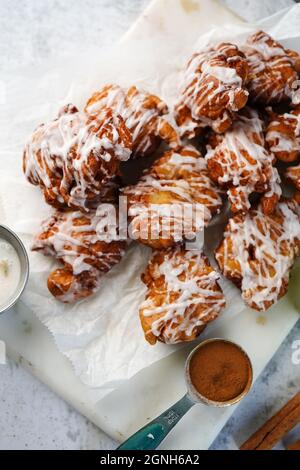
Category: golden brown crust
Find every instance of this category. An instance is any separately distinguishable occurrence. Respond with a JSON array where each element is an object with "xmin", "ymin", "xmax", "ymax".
[
  {"xmin": 215, "ymin": 200, "xmax": 300, "ymax": 311},
  {"xmin": 85, "ymin": 84, "xmax": 180, "ymax": 158},
  {"xmin": 123, "ymin": 146, "xmax": 222, "ymax": 249},
  {"xmin": 242, "ymin": 31, "xmax": 300, "ymax": 105},
  {"xmin": 174, "ymin": 42, "xmax": 249, "ymax": 137},
  {"xmin": 139, "ymin": 247, "xmax": 225, "ymax": 345},
  {"xmin": 206, "ymin": 108, "xmax": 281, "ymax": 215},
  {"xmin": 266, "ymin": 107, "xmax": 300, "ymax": 162},
  {"xmin": 287, "ymin": 49, "xmax": 300, "ymax": 75},
  {"xmin": 286, "ymin": 163, "xmax": 300, "ymax": 191},
  {"xmin": 32, "ymin": 210, "xmax": 126, "ymax": 303},
  {"xmin": 23, "ymin": 105, "xmax": 132, "ymax": 212}
]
